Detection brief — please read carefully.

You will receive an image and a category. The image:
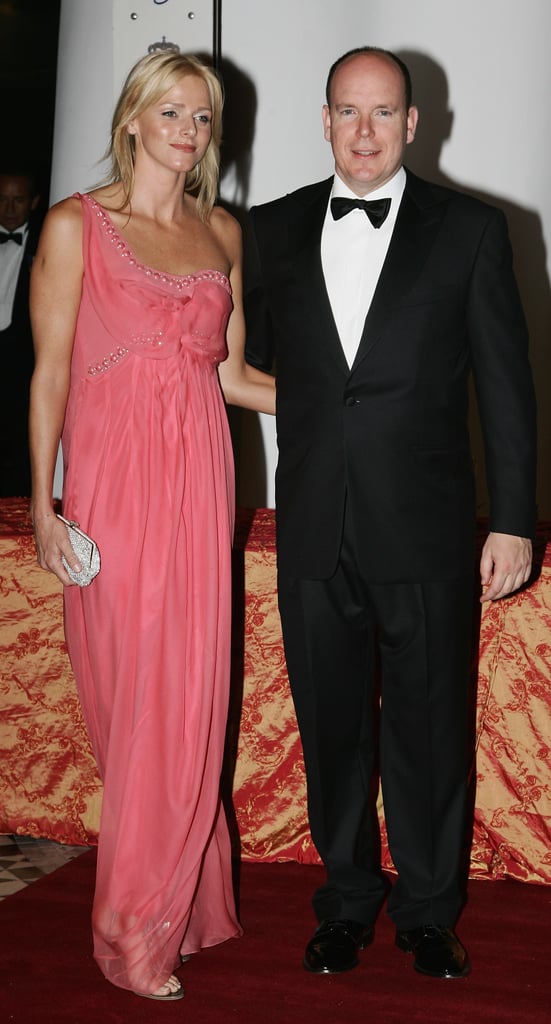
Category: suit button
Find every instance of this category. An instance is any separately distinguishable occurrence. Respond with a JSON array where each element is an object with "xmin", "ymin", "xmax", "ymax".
[{"xmin": 345, "ymin": 396, "xmax": 360, "ymax": 406}]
